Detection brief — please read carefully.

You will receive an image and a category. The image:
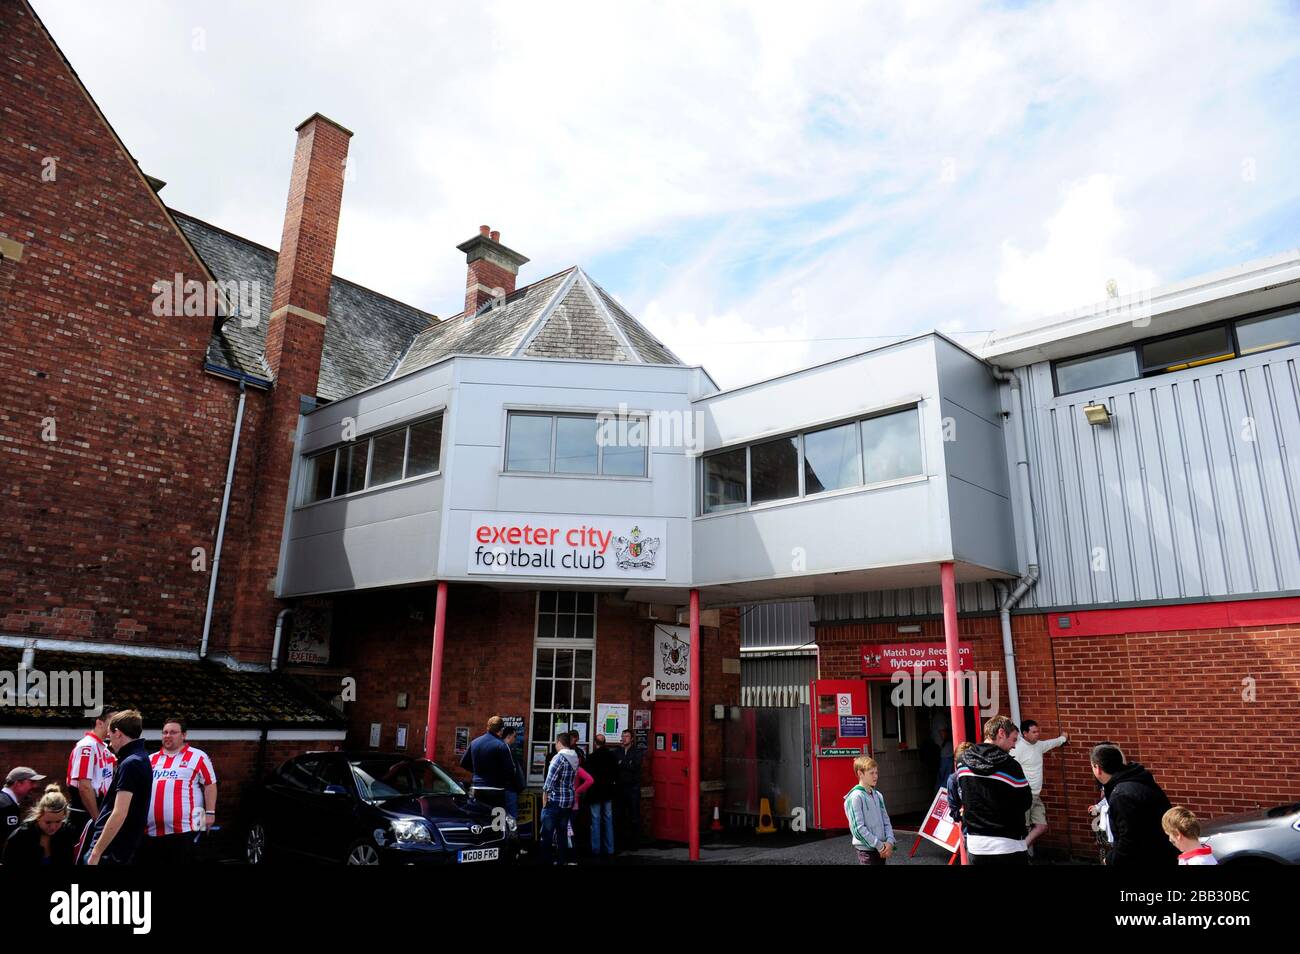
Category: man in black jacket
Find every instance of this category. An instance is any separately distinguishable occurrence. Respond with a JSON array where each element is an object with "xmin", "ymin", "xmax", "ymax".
[
  {"xmin": 586, "ymin": 734, "xmax": 619, "ymax": 856},
  {"xmin": 1090, "ymin": 743, "xmax": 1178, "ymax": 866},
  {"xmin": 955, "ymin": 715, "xmax": 1032, "ymax": 865},
  {"xmin": 460, "ymin": 716, "xmax": 517, "ymax": 814},
  {"xmin": 615, "ymin": 729, "xmax": 645, "ymax": 851}
]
